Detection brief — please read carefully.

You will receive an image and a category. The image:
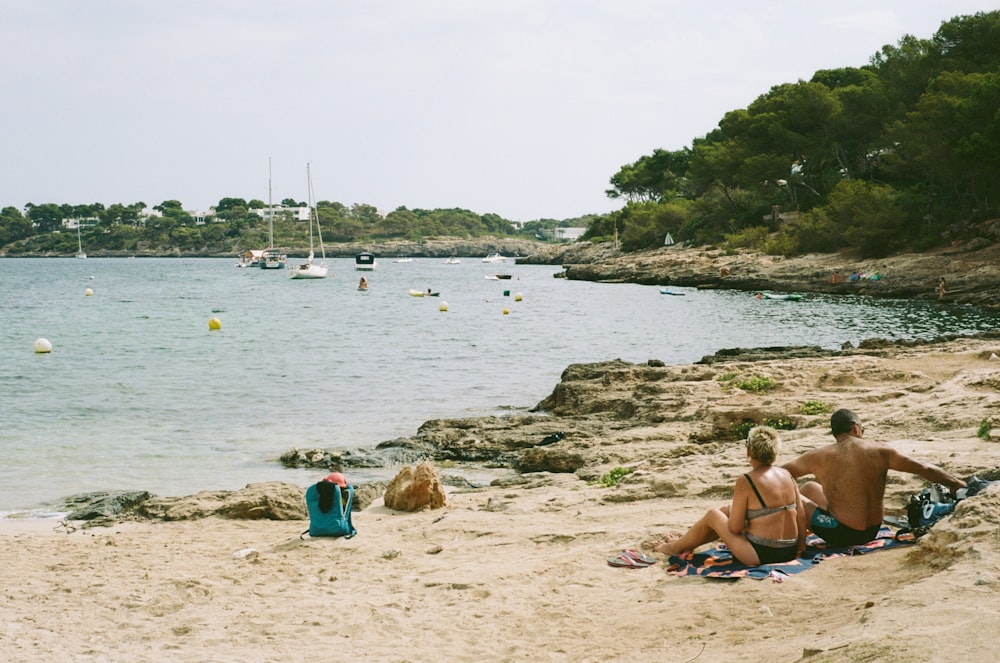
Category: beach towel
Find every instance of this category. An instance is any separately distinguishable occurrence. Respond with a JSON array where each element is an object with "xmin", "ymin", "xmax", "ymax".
[{"xmin": 665, "ymin": 528, "xmax": 913, "ymax": 580}]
